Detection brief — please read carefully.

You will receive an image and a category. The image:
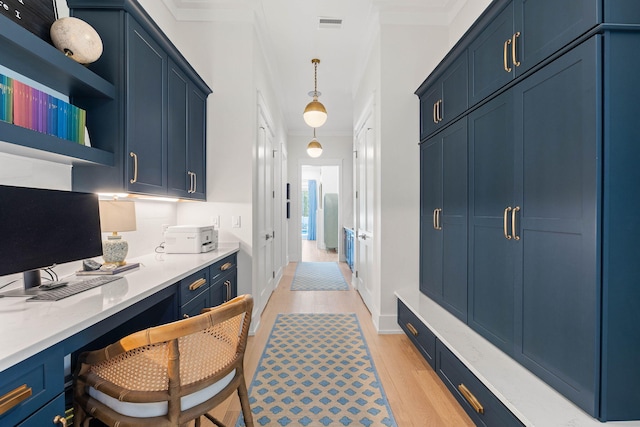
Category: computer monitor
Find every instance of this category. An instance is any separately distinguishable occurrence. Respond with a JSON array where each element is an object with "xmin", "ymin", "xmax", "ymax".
[{"xmin": 0, "ymin": 185, "xmax": 103, "ymax": 290}]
